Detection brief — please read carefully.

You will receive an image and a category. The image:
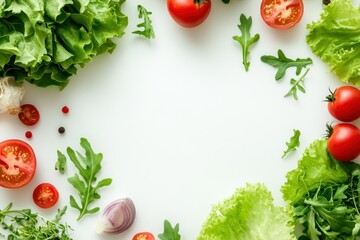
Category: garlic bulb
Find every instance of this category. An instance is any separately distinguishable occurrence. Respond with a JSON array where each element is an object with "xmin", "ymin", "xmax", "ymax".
[
  {"xmin": 0, "ymin": 77, "xmax": 25, "ymax": 115},
  {"xmin": 96, "ymin": 198, "xmax": 136, "ymax": 234}
]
